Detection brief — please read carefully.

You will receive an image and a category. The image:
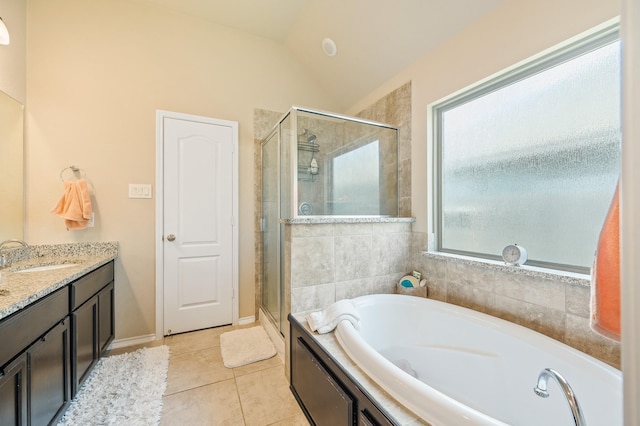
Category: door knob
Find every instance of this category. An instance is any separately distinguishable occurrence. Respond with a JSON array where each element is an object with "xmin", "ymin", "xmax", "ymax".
[{"xmin": 166, "ymin": 234, "xmax": 176, "ymax": 241}]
